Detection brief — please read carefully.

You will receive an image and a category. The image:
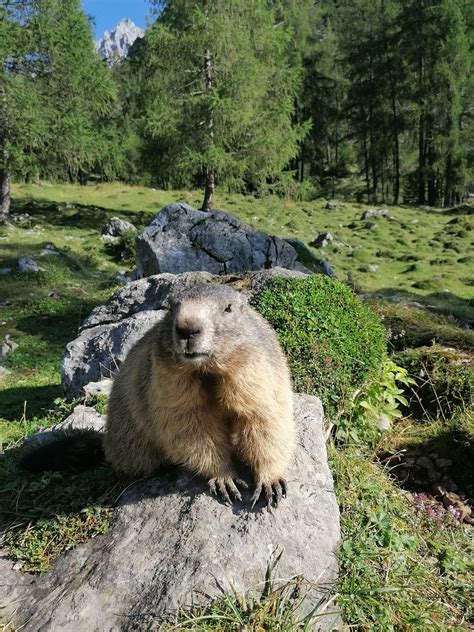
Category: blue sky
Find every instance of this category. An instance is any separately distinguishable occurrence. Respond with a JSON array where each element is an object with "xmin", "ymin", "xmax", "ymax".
[{"xmin": 82, "ymin": 0, "xmax": 153, "ymax": 39}]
